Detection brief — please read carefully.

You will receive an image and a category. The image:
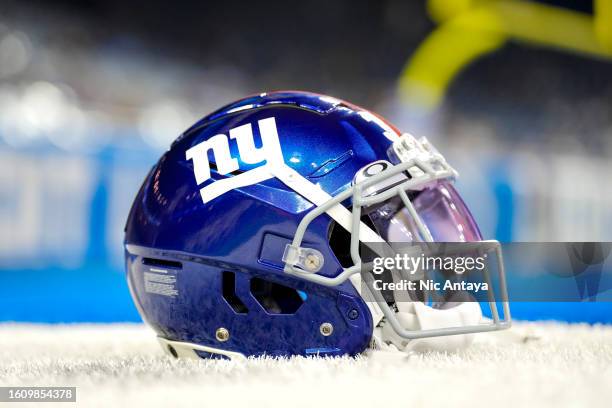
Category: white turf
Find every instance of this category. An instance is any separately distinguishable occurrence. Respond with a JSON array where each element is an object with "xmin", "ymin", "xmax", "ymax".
[{"xmin": 0, "ymin": 322, "xmax": 611, "ymax": 408}]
